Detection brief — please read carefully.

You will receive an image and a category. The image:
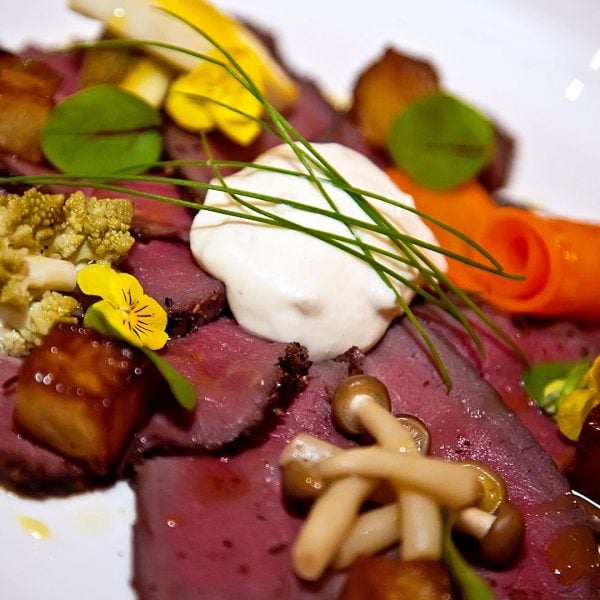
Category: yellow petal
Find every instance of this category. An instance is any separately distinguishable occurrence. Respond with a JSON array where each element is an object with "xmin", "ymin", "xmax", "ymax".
[
  {"xmin": 110, "ymin": 271, "xmax": 145, "ymax": 308},
  {"xmin": 77, "ymin": 263, "xmax": 119, "ymax": 298},
  {"xmin": 556, "ymin": 388, "xmax": 599, "ymax": 441},
  {"xmin": 215, "ymin": 114, "xmax": 262, "ymax": 146},
  {"xmin": 165, "ymin": 45, "xmax": 265, "ymax": 145},
  {"xmin": 166, "ymin": 70, "xmax": 216, "ymax": 131}
]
